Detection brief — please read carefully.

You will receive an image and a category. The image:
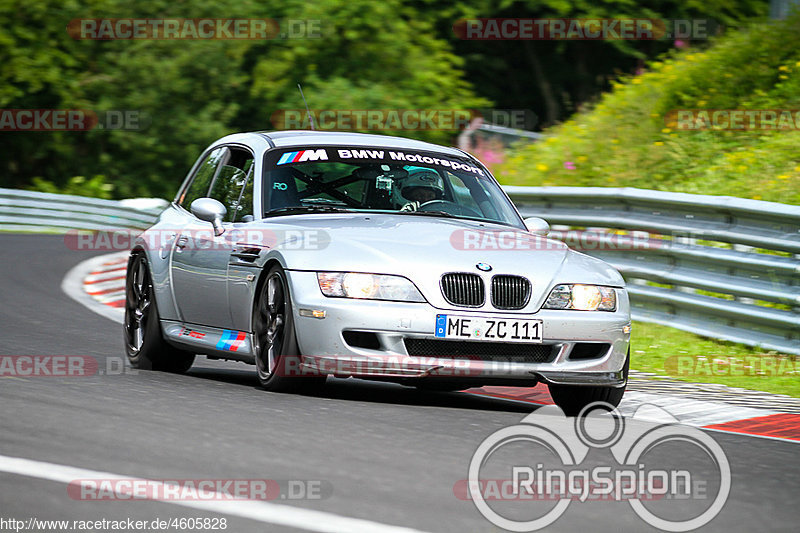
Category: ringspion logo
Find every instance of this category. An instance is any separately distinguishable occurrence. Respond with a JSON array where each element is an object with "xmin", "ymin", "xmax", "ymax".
[{"xmin": 463, "ymin": 403, "xmax": 730, "ymax": 531}]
